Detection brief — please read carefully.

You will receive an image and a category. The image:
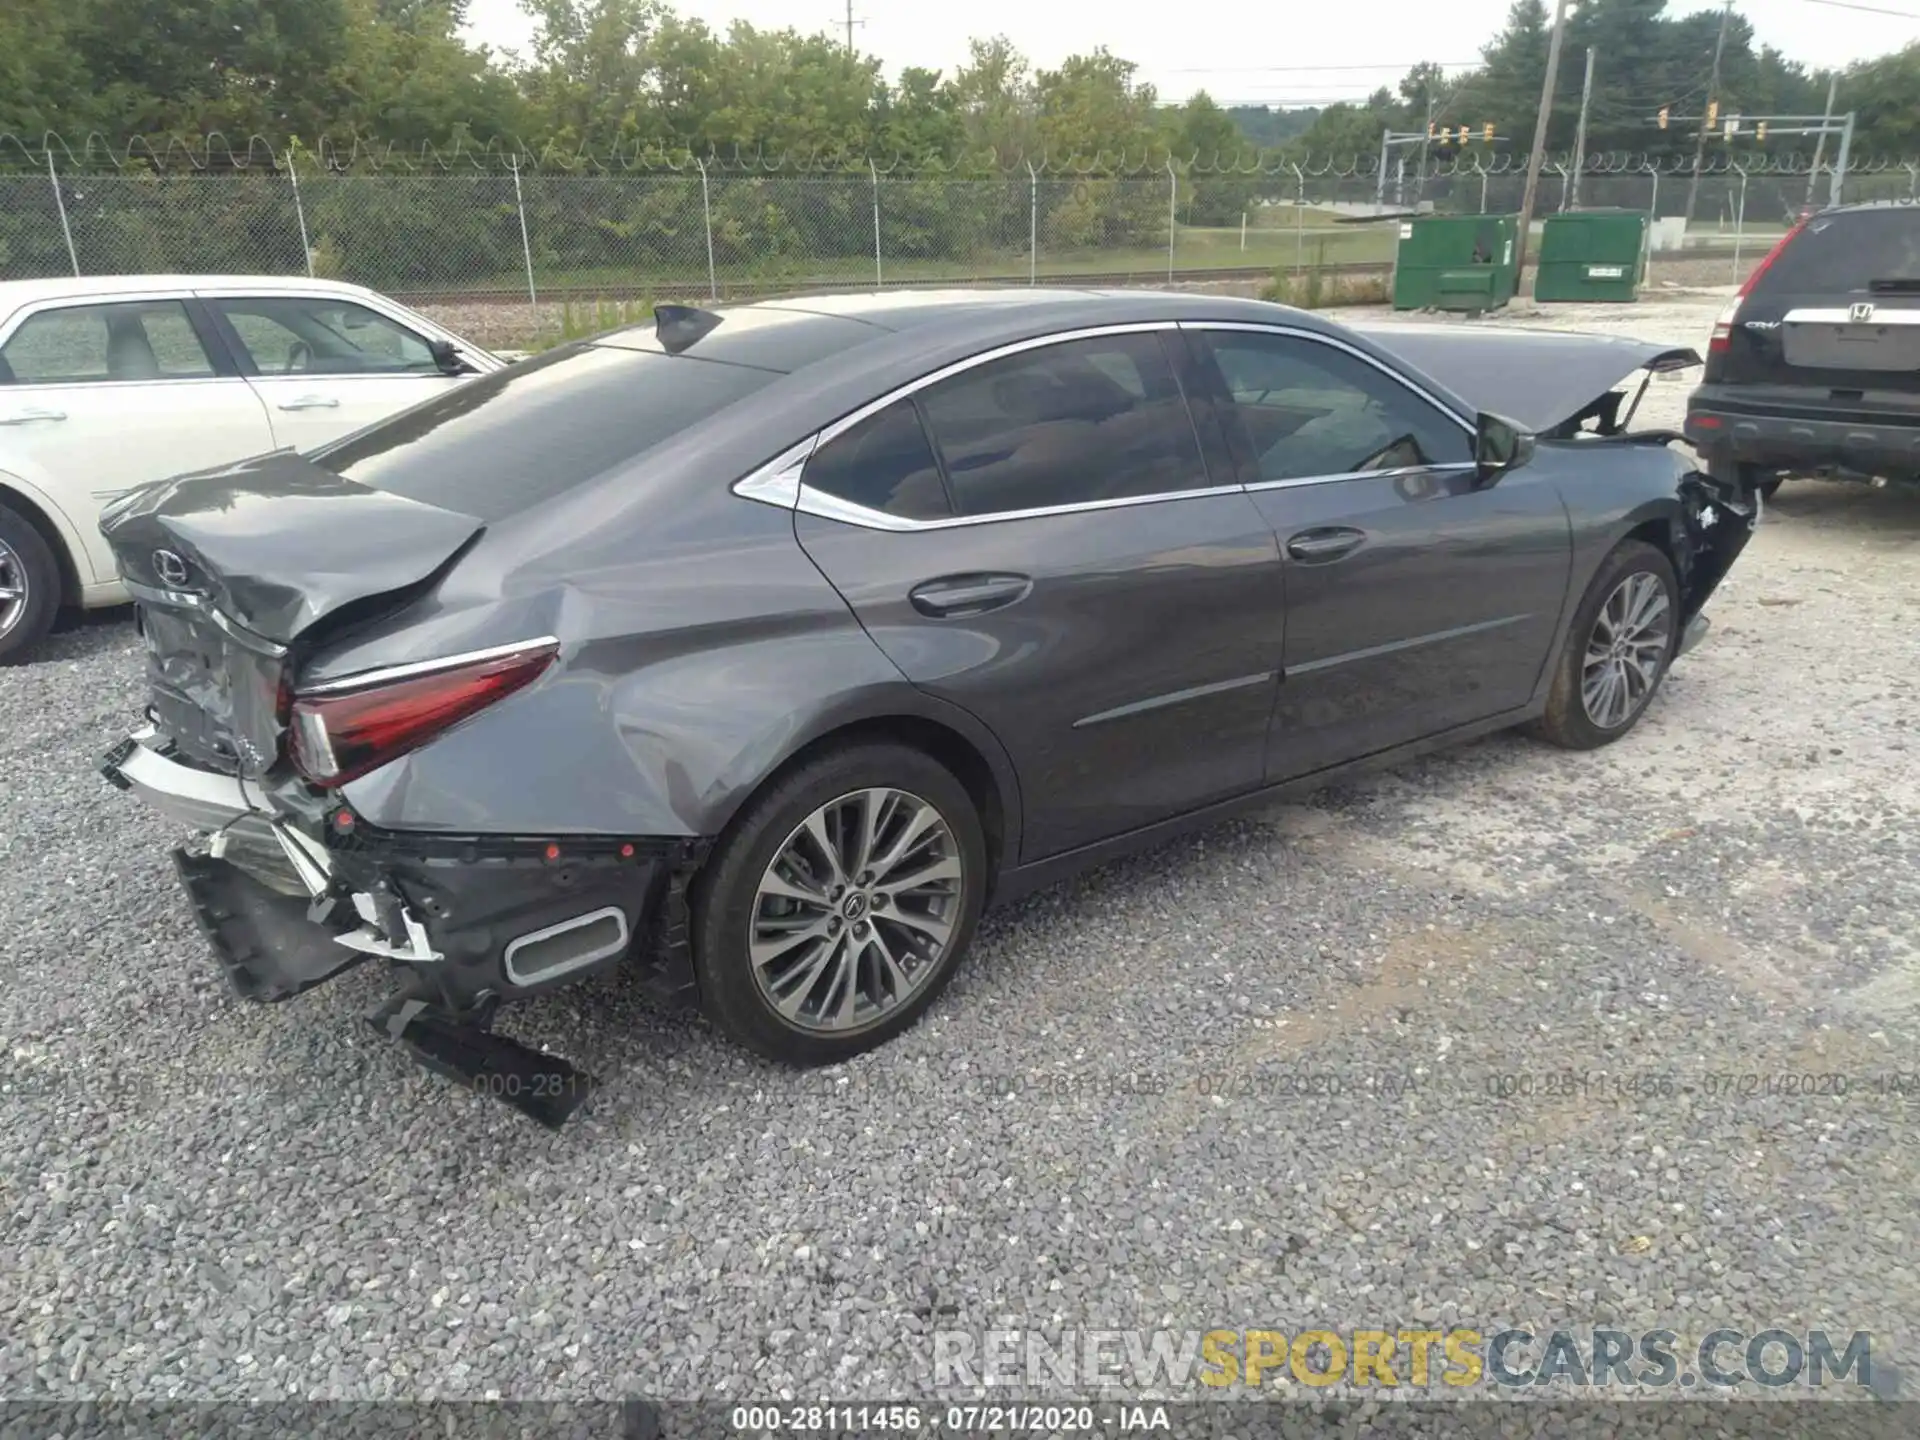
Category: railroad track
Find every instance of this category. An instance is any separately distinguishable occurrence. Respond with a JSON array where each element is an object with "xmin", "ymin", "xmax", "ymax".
[{"xmin": 392, "ymin": 248, "xmax": 1750, "ymax": 308}]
